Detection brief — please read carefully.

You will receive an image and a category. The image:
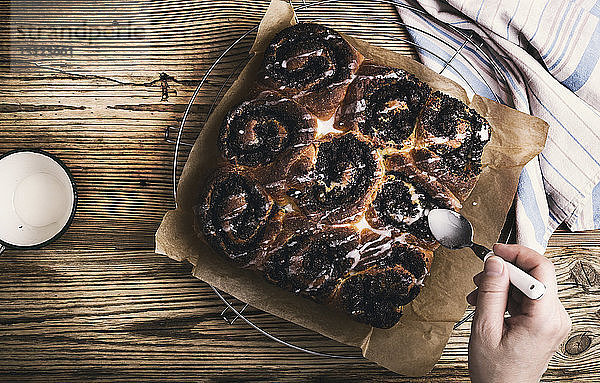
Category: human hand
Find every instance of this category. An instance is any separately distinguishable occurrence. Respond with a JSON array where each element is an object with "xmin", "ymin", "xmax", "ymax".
[{"xmin": 466, "ymin": 243, "xmax": 571, "ymax": 383}]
